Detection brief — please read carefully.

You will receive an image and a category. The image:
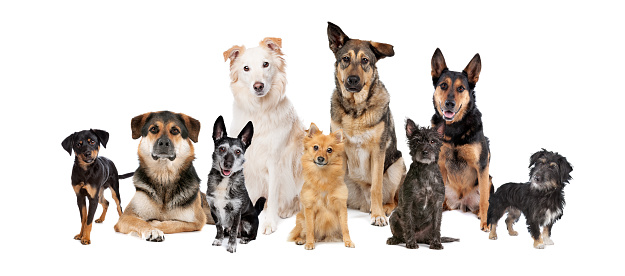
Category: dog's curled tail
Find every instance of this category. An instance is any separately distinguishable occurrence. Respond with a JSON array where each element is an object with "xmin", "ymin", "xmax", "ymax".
[
  {"xmin": 254, "ymin": 197, "xmax": 267, "ymax": 216},
  {"xmin": 441, "ymin": 237, "xmax": 460, "ymax": 243},
  {"xmin": 118, "ymin": 172, "xmax": 134, "ymax": 179}
]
